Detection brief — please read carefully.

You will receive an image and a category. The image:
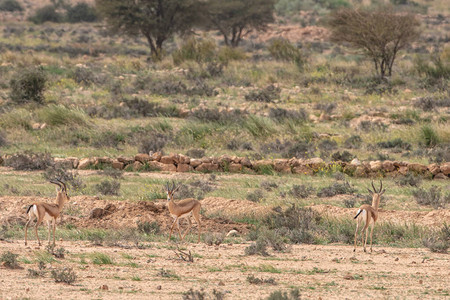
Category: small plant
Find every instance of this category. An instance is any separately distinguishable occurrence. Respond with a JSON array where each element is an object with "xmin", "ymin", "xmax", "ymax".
[
  {"xmin": 377, "ymin": 138, "xmax": 412, "ymax": 150},
  {"xmin": 343, "ymin": 198, "xmax": 356, "ymax": 208},
  {"xmin": 289, "ymin": 184, "xmax": 315, "ymax": 199},
  {"xmin": 138, "ymin": 133, "xmax": 169, "ymax": 154},
  {"xmin": 95, "ymin": 179, "xmax": 121, "ymax": 196},
  {"xmin": 331, "ymin": 151, "xmax": 355, "ymax": 162},
  {"xmin": 247, "ymin": 275, "xmax": 277, "ymax": 285},
  {"xmin": 0, "ymin": 251, "xmax": 19, "ymax": 269},
  {"xmin": 157, "ymin": 268, "xmax": 180, "ymax": 279},
  {"xmin": 317, "ymin": 181, "xmax": 355, "ymax": 197},
  {"xmin": 183, "ymin": 288, "xmax": 225, "ymax": 300},
  {"xmin": 421, "ymin": 125, "xmax": 440, "ymax": 147},
  {"xmin": 46, "ymin": 244, "xmax": 66, "ymax": 259},
  {"xmin": 0, "ymin": 131, "xmax": 7, "ymax": 147},
  {"xmin": 90, "ymin": 252, "xmax": 114, "ymax": 265},
  {"xmin": 5, "ymin": 151, "xmax": 53, "ymax": 170},
  {"xmin": 246, "ymin": 189, "xmax": 264, "ymax": 202},
  {"xmin": 44, "ymin": 165, "xmax": 85, "ymax": 191},
  {"xmin": 245, "ymin": 85, "xmax": 281, "ymax": 103},
  {"xmin": 186, "ymin": 148, "xmax": 205, "ymax": 158},
  {"xmin": 0, "ymin": 0, "xmax": 23, "ymax": 12},
  {"xmin": 268, "ymin": 38, "xmax": 306, "ymax": 68},
  {"xmin": 344, "ymin": 135, "xmax": 363, "ymax": 149},
  {"xmin": 137, "ymin": 221, "xmax": 160, "ymax": 235},
  {"xmin": 267, "ymin": 288, "xmax": 301, "ymax": 300},
  {"xmin": 51, "ymin": 267, "xmax": 77, "ymax": 284},
  {"xmin": 422, "ymin": 224, "xmax": 449, "ymax": 253},
  {"xmin": 172, "ymin": 37, "xmax": 216, "ymax": 65},
  {"xmin": 10, "ymin": 67, "xmax": 47, "ymax": 104},
  {"xmin": 204, "ymin": 232, "xmax": 225, "ymax": 246},
  {"xmin": 245, "ymin": 239, "xmax": 269, "ymax": 256},
  {"xmin": 260, "ymin": 180, "xmax": 279, "ymax": 191},
  {"xmin": 396, "ymin": 172, "xmax": 422, "ymax": 187},
  {"xmin": 413, "ymin": 186, "xmax": 448, "ymax": 209}
]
